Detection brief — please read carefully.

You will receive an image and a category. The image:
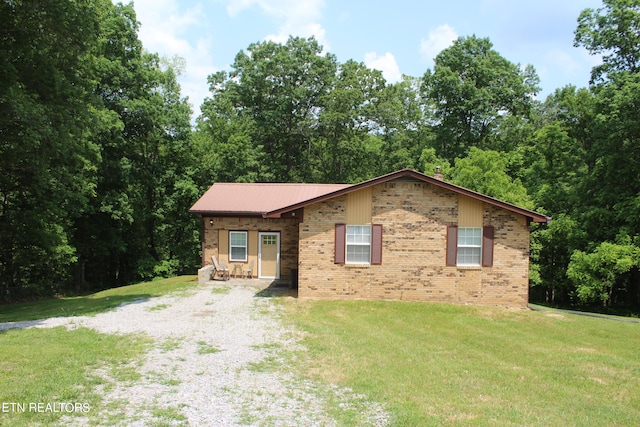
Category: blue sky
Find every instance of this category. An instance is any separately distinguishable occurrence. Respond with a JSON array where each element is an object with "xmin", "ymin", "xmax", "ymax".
[{"xmin": 126, "ymin": 0, "xmax": 604, "ymax": 119}]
